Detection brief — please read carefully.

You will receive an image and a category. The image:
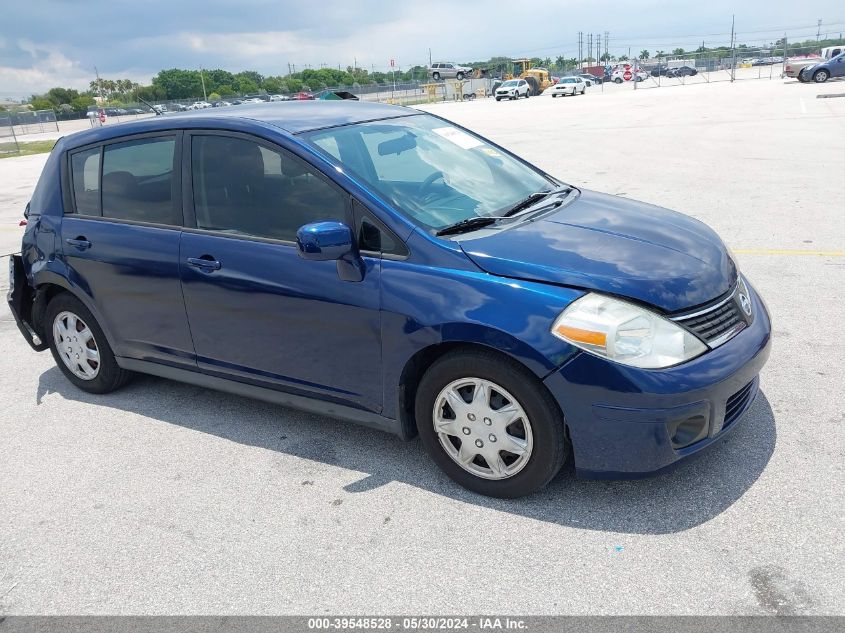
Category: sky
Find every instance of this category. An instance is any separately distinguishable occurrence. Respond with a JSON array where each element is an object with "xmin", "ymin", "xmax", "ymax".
[{"xmin": 1, "ymin": 0, "xmax": 843, "ymax": 98}]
